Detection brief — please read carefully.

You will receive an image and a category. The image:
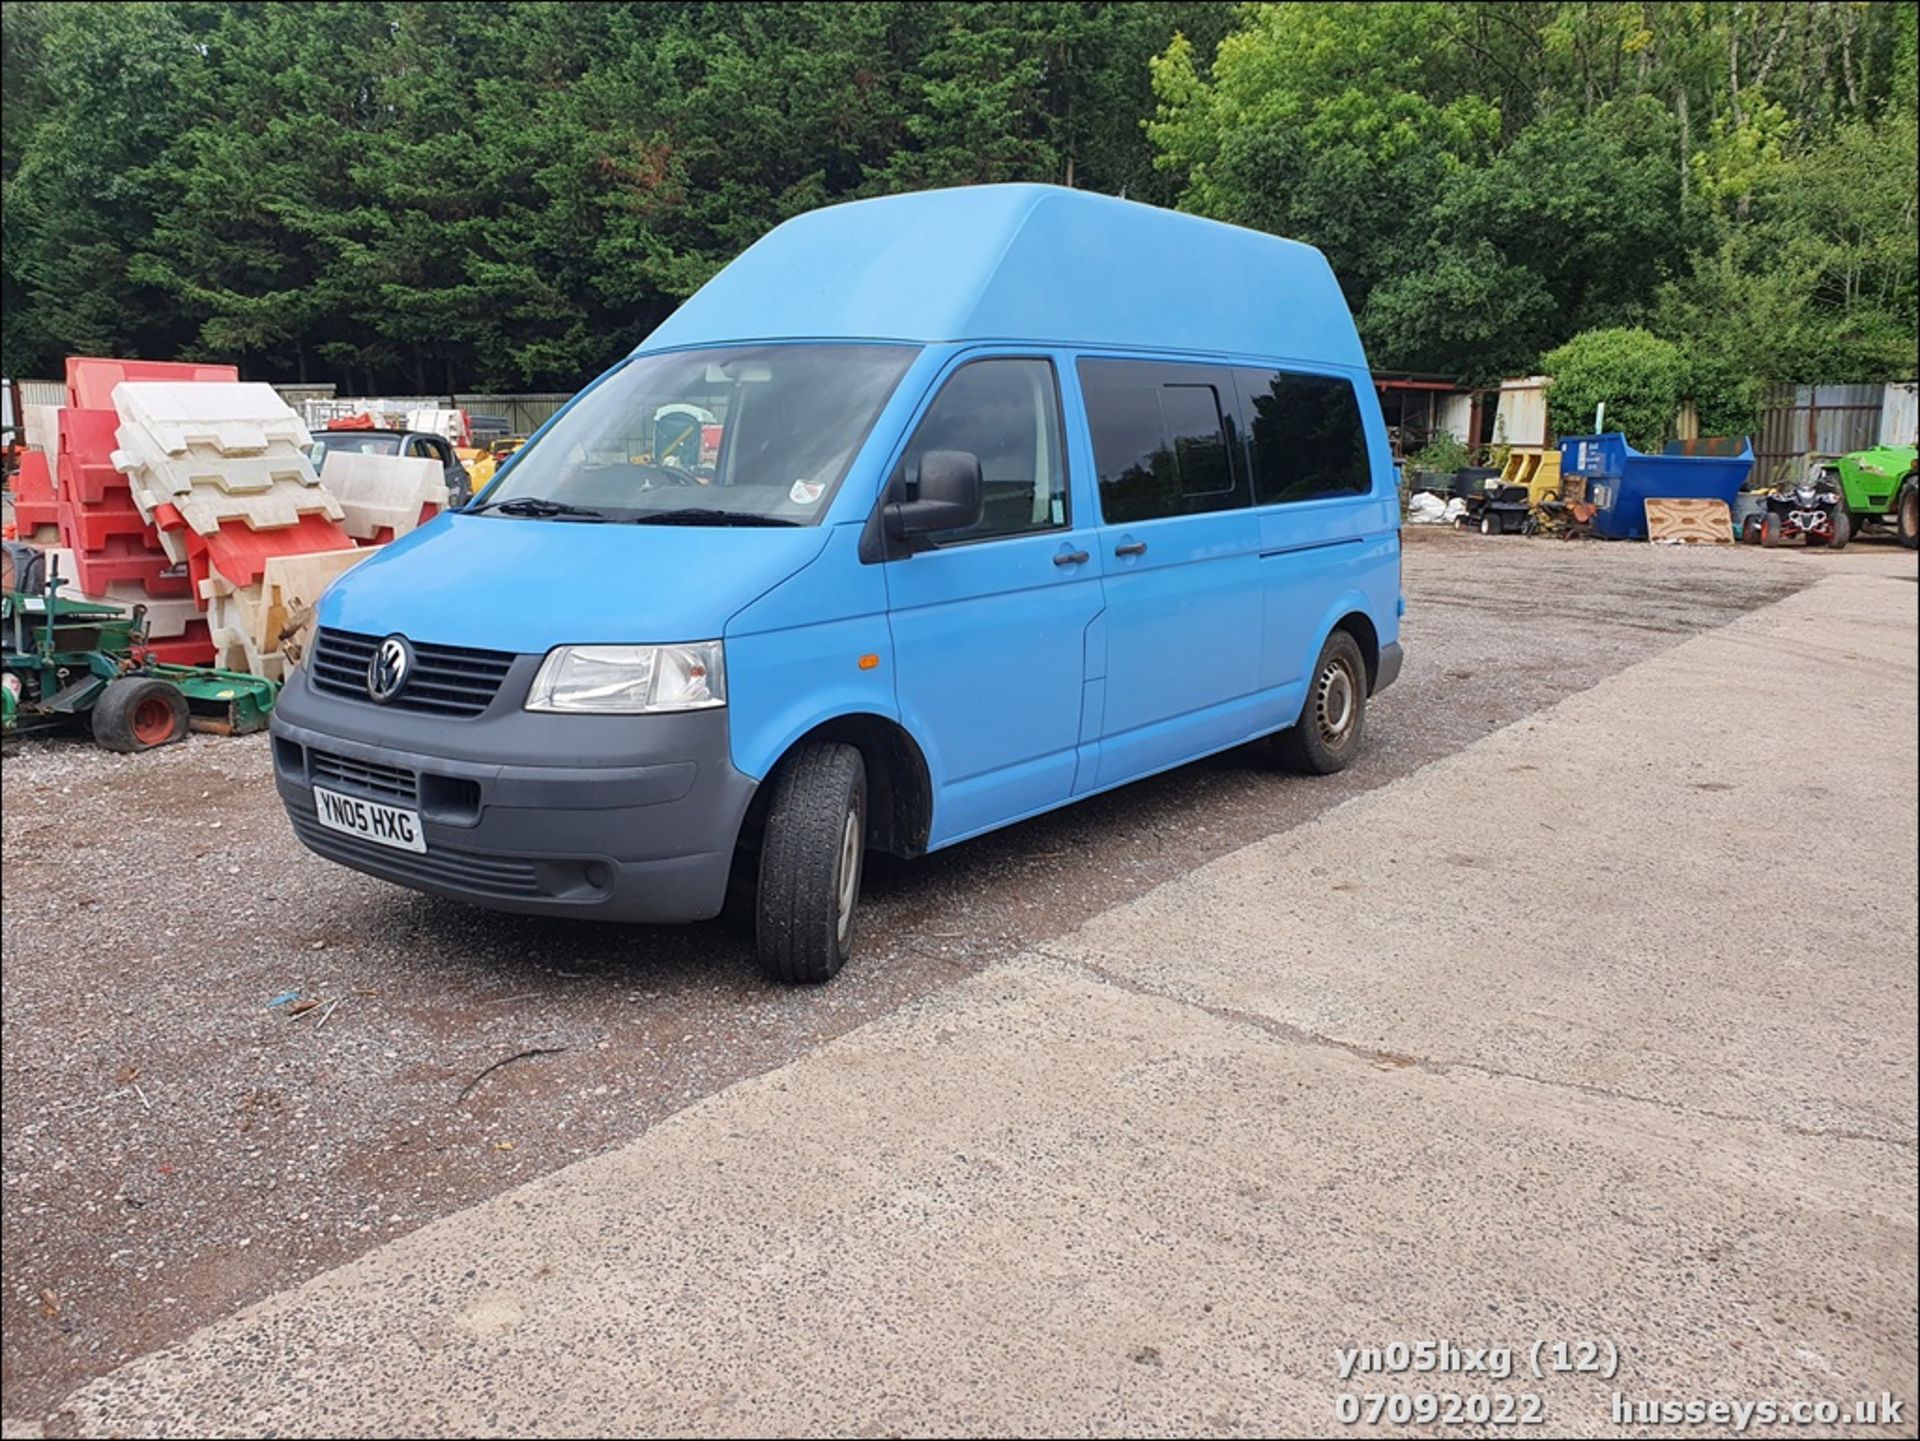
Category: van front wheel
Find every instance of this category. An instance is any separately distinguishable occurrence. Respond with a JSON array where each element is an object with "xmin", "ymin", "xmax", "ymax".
[
  {"xmin": 1271, "ymin": 631, "xmax": 1369, "ymax": 776},
  {"xmin": 755, "ymin": 740, "xmax": 867, "ymax": 984}
]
